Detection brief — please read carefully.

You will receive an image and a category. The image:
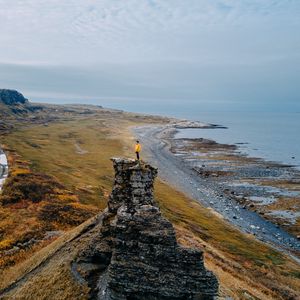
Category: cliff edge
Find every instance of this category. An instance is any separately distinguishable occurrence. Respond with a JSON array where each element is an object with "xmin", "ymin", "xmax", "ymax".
[
  {"xmin": 0, "ymin": 89, "xmax": 30, "ymax": 117},
  {"xmin": 0, "ymin": 158, "xmax": 218, "ymax": 299},
  {"xmin": 0, "ymin": 89, "xmax": 28, "ymax": 105}
]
